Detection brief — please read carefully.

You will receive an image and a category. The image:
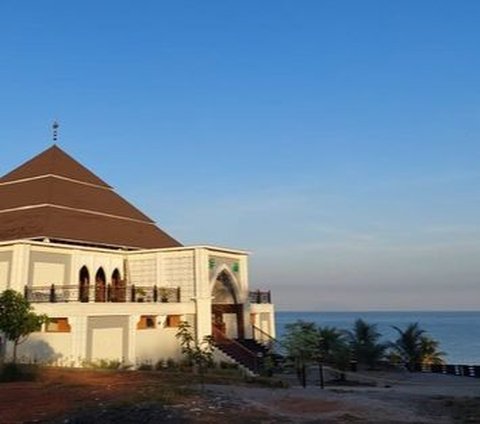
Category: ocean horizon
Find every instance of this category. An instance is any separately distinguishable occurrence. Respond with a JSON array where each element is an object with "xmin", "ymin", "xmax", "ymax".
[{"xmin": 275, "ymin": 310, "xmax": 480, "ymax": 365}]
